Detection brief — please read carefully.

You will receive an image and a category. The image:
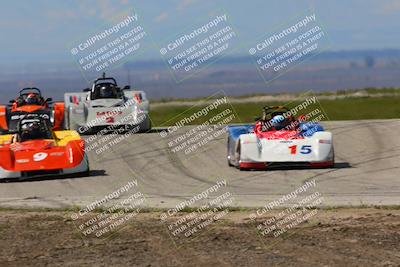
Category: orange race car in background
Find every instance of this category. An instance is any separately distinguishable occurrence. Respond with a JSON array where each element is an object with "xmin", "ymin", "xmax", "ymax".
[{"xmin": 0, "ymin": 88, "xmax": 65, "ymax": 134}]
